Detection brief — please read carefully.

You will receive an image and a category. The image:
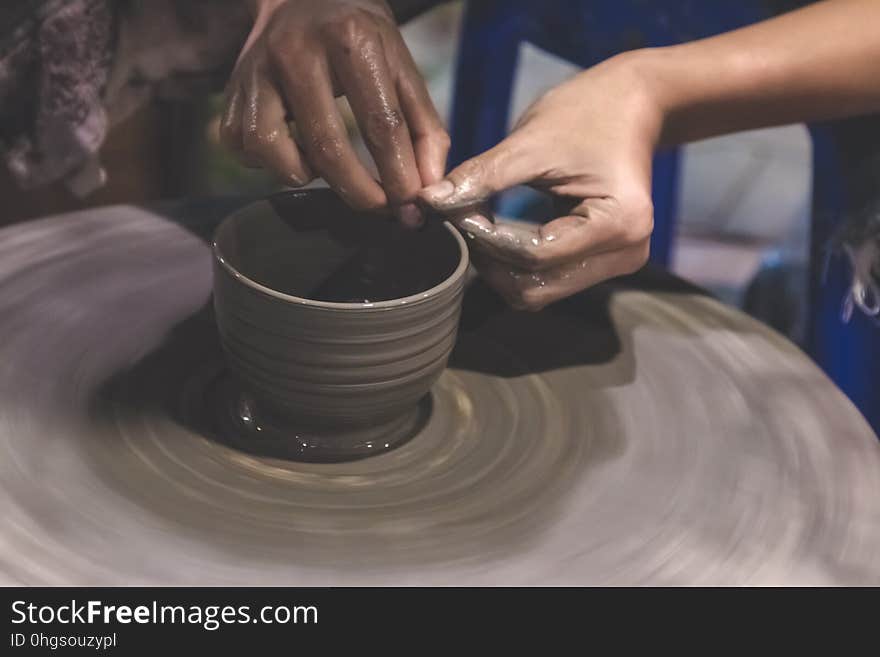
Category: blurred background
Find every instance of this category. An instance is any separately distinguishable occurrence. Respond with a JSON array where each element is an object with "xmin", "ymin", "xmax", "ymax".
[{"xmin": 0, "ymin": 2, "xmax": 811, "ymax": 344}]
